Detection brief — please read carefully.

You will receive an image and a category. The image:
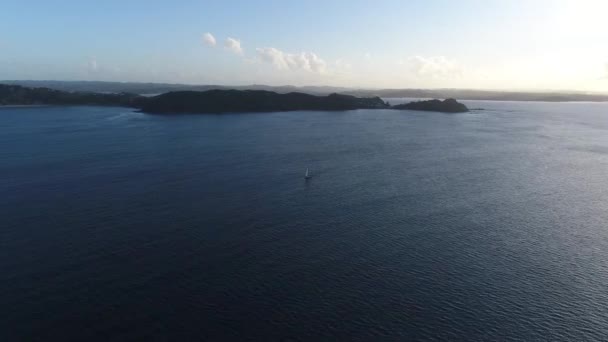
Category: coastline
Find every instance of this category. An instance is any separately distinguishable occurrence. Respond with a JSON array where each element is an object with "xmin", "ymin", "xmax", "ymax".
[{"xmin": 0, "ymin": 104, "xmax": 52, "ymax": 108}]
